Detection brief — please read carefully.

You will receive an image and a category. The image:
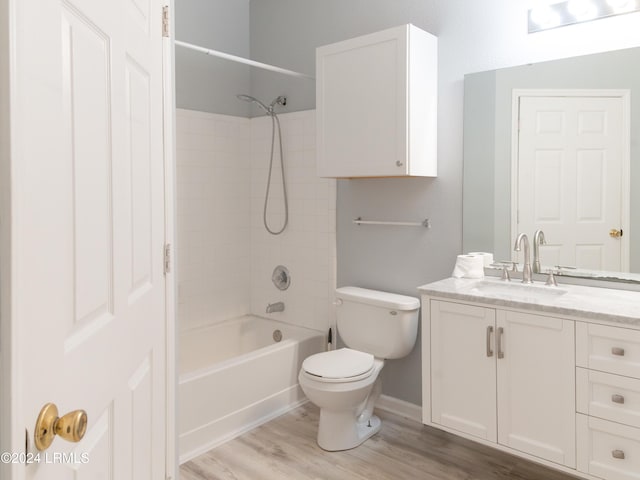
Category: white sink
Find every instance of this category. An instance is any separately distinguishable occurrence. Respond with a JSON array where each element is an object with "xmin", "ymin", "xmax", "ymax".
[{"xmin": 465, "ymin": 280, "xmax": 567, "ymax": 300}]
